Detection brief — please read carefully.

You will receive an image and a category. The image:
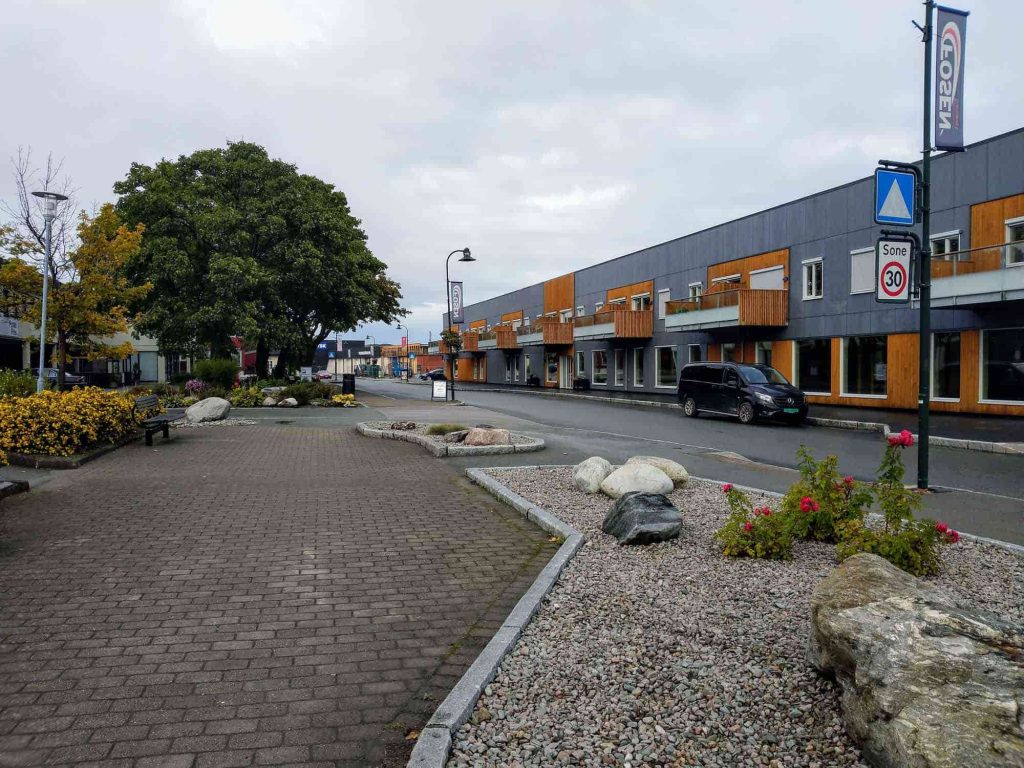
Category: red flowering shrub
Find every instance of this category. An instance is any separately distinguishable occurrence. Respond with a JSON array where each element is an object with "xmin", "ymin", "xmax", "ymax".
[
  {"xmin": 836, "ymin": 433, "xmax": 958, "ymax": 576},
  {"xmin": 781, "ymin": 446, "xmax": 872, "ymax": 542},
  {"xmin": 714, "ymin": 486, "xmax": 793, "ymax": 561}
]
